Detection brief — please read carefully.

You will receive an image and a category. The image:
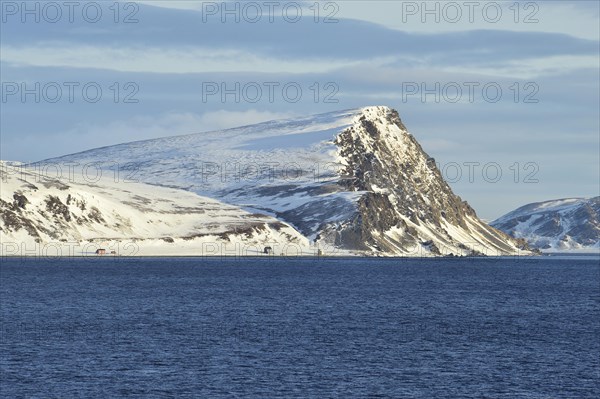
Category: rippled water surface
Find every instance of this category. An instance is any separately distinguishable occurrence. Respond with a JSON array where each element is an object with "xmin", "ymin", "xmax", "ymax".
[{"xmin": 1, "ymin": 256, "xmax": 599, "ymax": 398}]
